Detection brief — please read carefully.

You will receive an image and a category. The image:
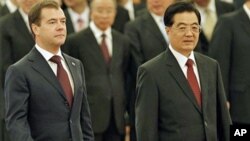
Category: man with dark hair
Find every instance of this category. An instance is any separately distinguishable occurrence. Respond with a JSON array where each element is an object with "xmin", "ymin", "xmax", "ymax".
[
  {"xmin": 4, "ymin": 0, "xmax": 94, "ymax": 141},
  {"xmin": 135, "ymin": 2, "xmax": 231, "ymax": 141}
]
